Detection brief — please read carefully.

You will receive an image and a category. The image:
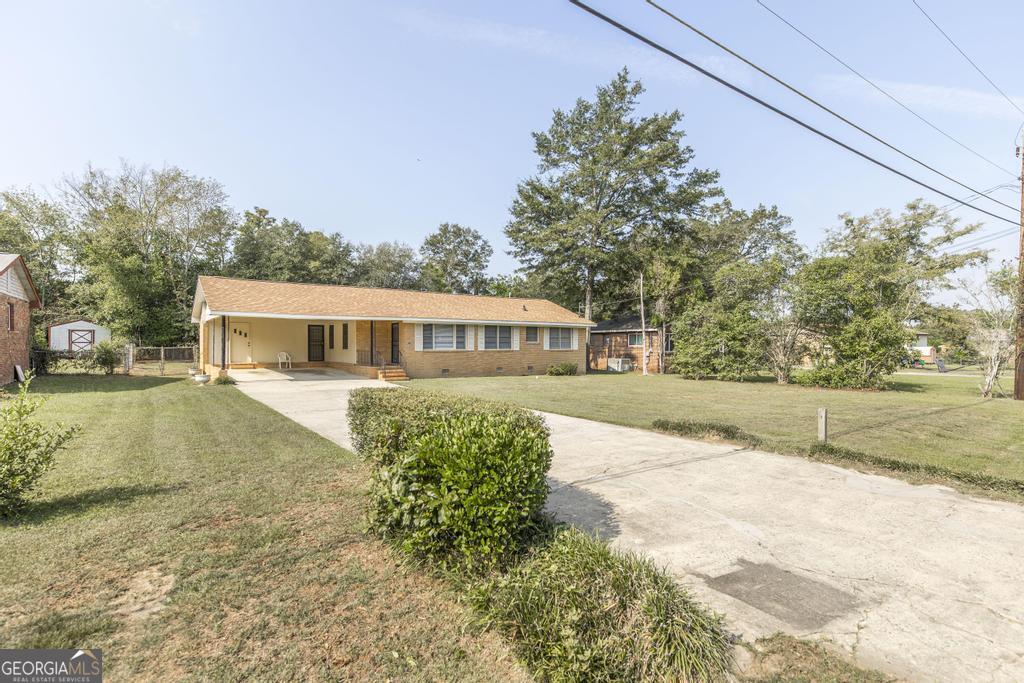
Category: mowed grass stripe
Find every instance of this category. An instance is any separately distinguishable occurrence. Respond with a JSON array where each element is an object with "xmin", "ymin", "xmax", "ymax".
[{"xmin": 0, "ymin": 376, "xmax": 528, "ymax": 682}]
